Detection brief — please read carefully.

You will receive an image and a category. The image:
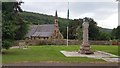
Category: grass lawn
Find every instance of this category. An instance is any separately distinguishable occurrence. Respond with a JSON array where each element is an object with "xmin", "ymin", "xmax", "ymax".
[
  {"xmin": 2, "ymin": 45, "xmax": 119, "ymax": 64},
  {"xmin": 0, "ymin": 54, "xmax": 1, "ymax": 64}
]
